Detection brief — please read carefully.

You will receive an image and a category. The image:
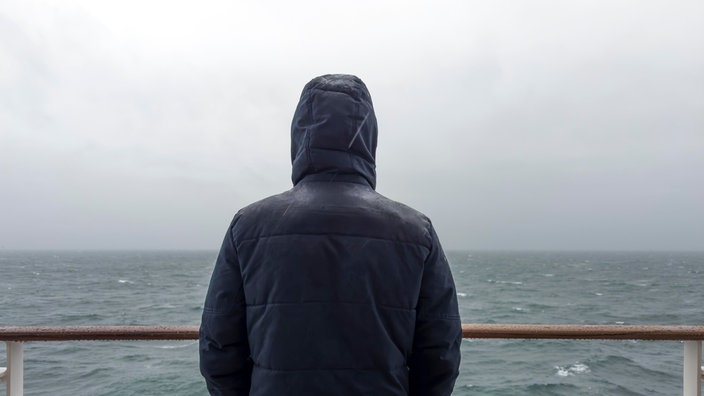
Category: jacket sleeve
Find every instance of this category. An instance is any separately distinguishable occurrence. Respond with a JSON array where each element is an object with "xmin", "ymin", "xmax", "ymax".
[
  {"xmin": 408, "ymin": 224, "xmax": 462, "ymax": 396},
  {"xmin": 200, "ymin": 219, "xmax": 252, "ymax": 396}
]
